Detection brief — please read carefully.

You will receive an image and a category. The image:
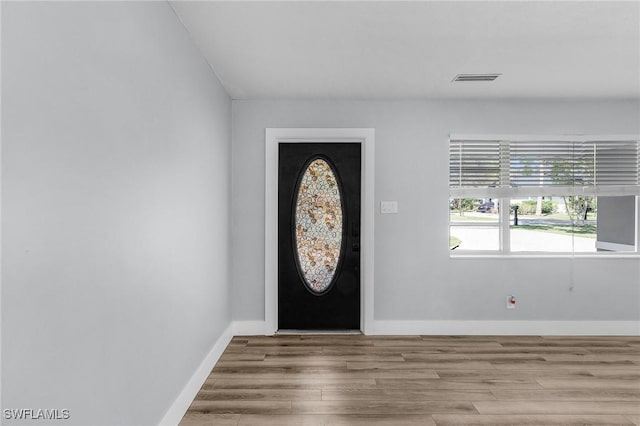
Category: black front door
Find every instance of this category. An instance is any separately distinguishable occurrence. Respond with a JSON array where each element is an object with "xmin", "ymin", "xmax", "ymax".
[{"xmin": 278, "ymin": 143, "xmax": 361, "ymax": 330}]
